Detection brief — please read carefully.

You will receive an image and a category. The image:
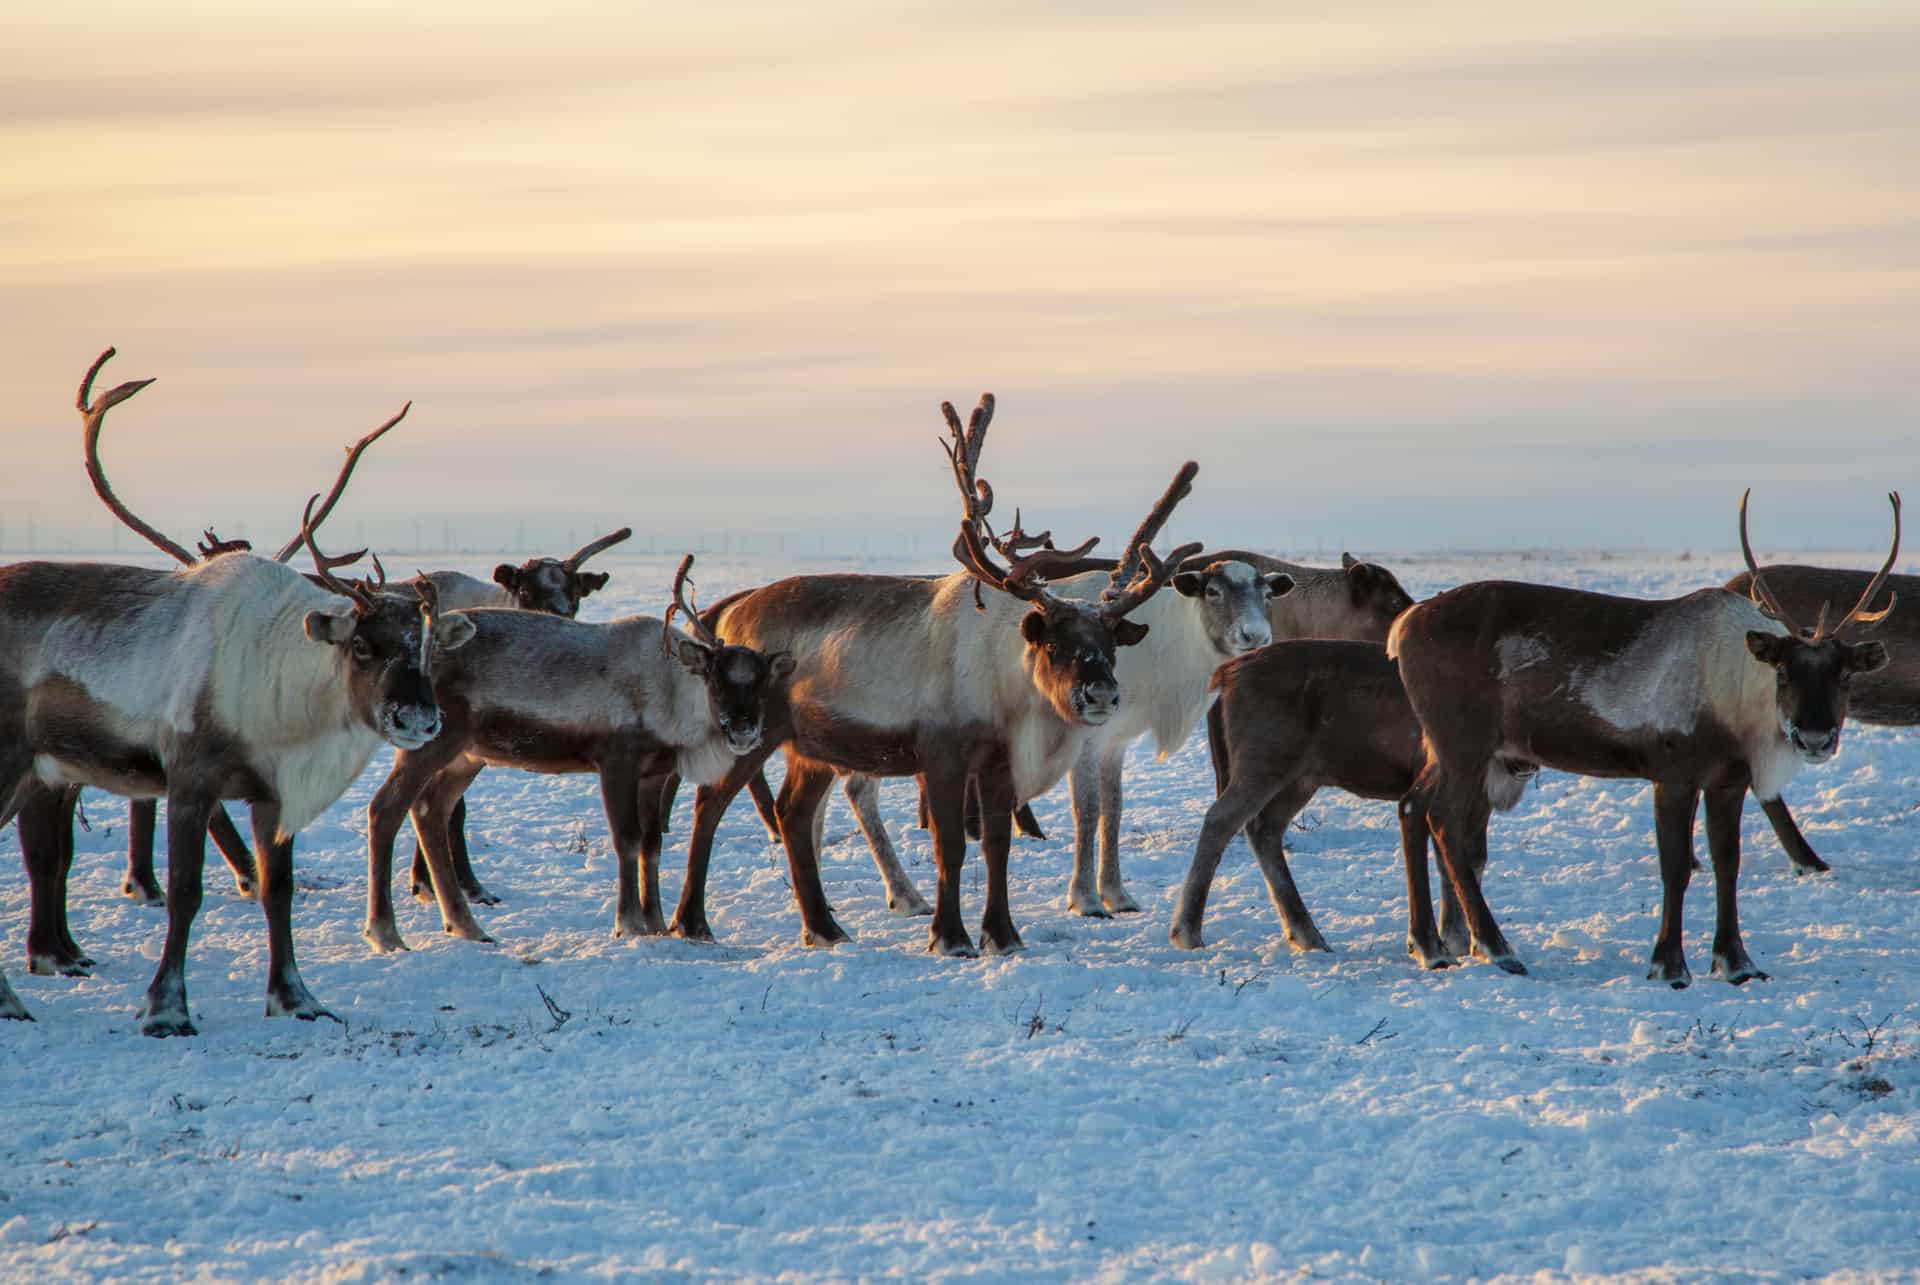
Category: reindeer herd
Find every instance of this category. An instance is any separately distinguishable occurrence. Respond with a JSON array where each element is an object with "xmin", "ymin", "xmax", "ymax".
[{"xmin": 1, "ymin": 349, "xmax": 1913, "ymax": 1036}]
